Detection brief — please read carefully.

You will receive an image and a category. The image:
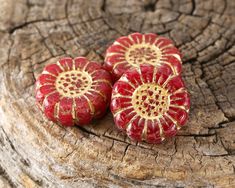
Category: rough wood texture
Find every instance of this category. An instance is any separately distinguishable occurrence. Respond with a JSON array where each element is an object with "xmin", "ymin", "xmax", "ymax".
[{"xmin": 0, "ymin": 0, "xmax": 235, "ymax": 187}]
